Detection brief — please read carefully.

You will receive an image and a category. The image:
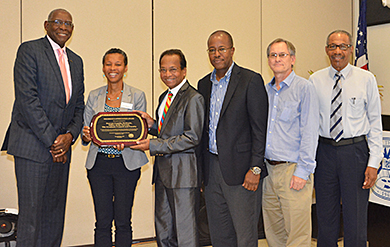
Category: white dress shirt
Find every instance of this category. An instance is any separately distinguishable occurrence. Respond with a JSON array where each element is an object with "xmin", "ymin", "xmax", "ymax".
[
  {"xmin": 310, "ymin": 63, "xmax": 383, "ymax": 168},
  {"xmin": 158, "ymin": 78, "xmax": 187, "ymax": 123}
]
